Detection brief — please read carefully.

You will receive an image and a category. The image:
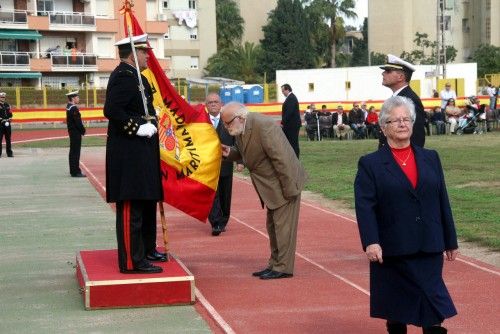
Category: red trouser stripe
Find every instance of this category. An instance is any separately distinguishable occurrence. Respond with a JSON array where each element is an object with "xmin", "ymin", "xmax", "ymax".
[{"xmin": 123, "ymin": 201, "xmax": 133, "ymax": 270}]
